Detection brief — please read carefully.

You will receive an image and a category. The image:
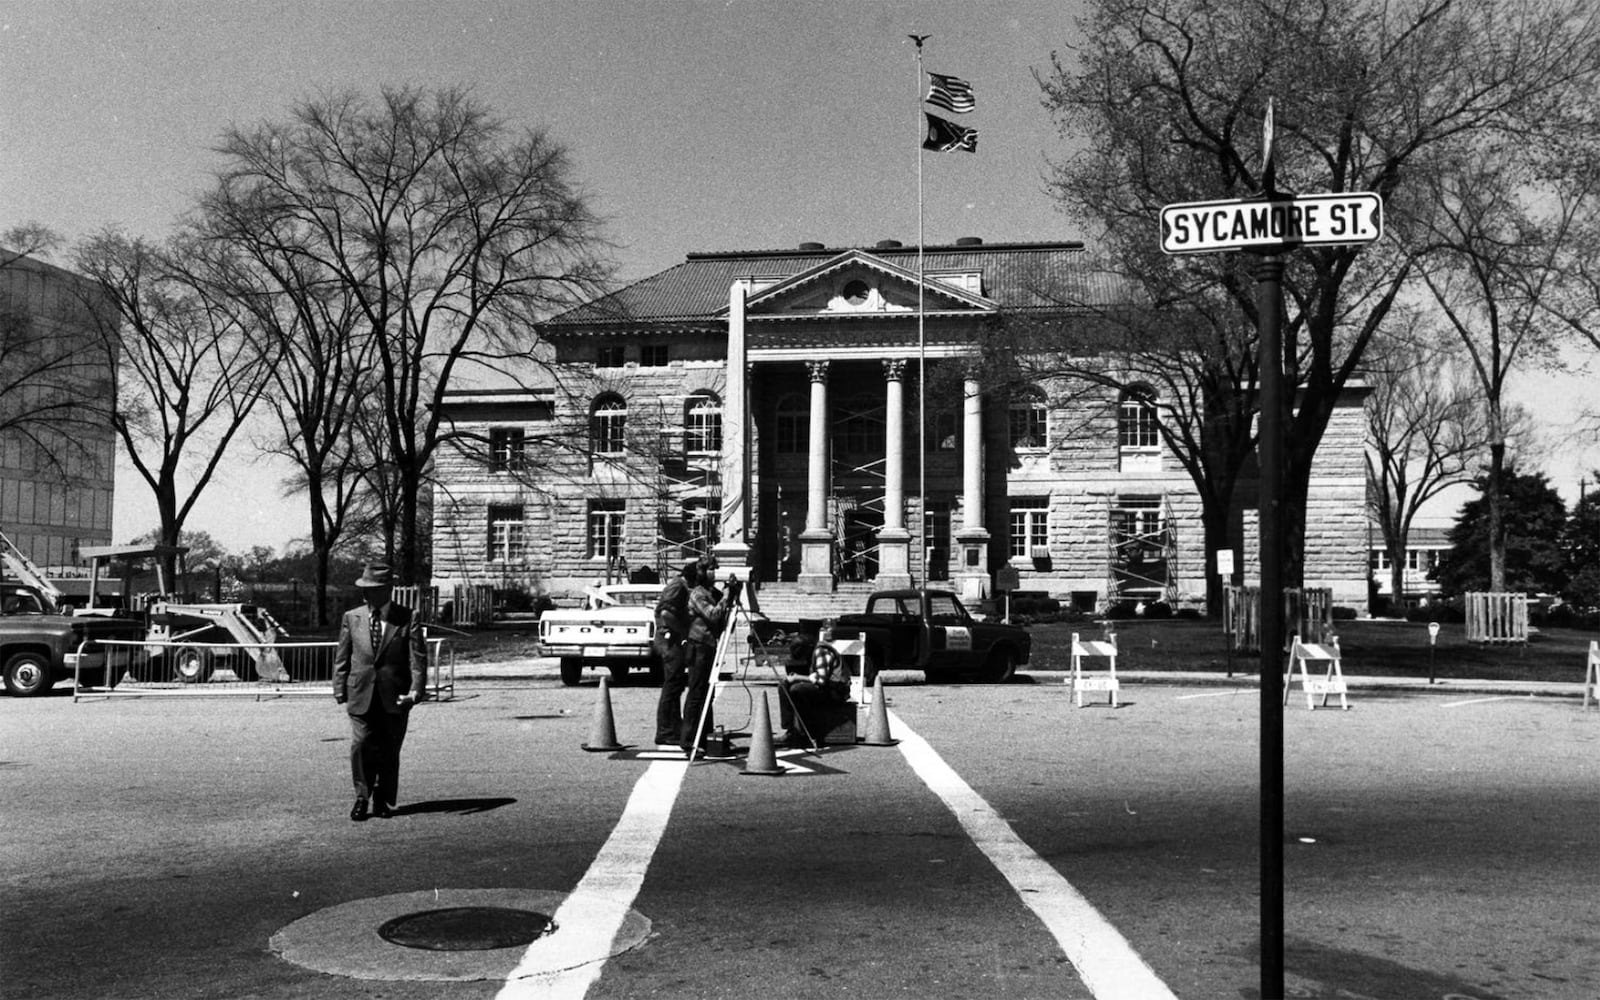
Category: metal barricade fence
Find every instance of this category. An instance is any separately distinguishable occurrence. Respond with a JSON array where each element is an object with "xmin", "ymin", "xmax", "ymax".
[
  {"xmin": 79, "ymin": 640, "xmax": 338, "ymax": 700},
  {"xmin": 77, "ymin": 637, "xmax": 456, "ymax": 702}
]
